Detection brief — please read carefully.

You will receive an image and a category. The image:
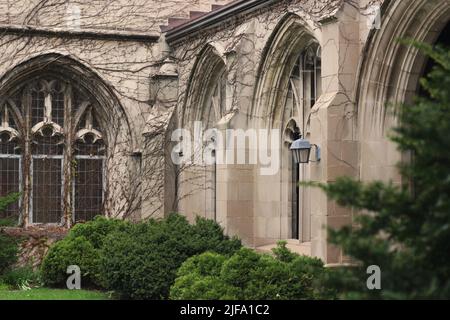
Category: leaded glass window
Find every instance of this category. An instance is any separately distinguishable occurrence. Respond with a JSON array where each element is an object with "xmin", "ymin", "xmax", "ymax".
[{"xmin": 0, "ymin": 77, "xmax": 106, "ymax": 225}]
